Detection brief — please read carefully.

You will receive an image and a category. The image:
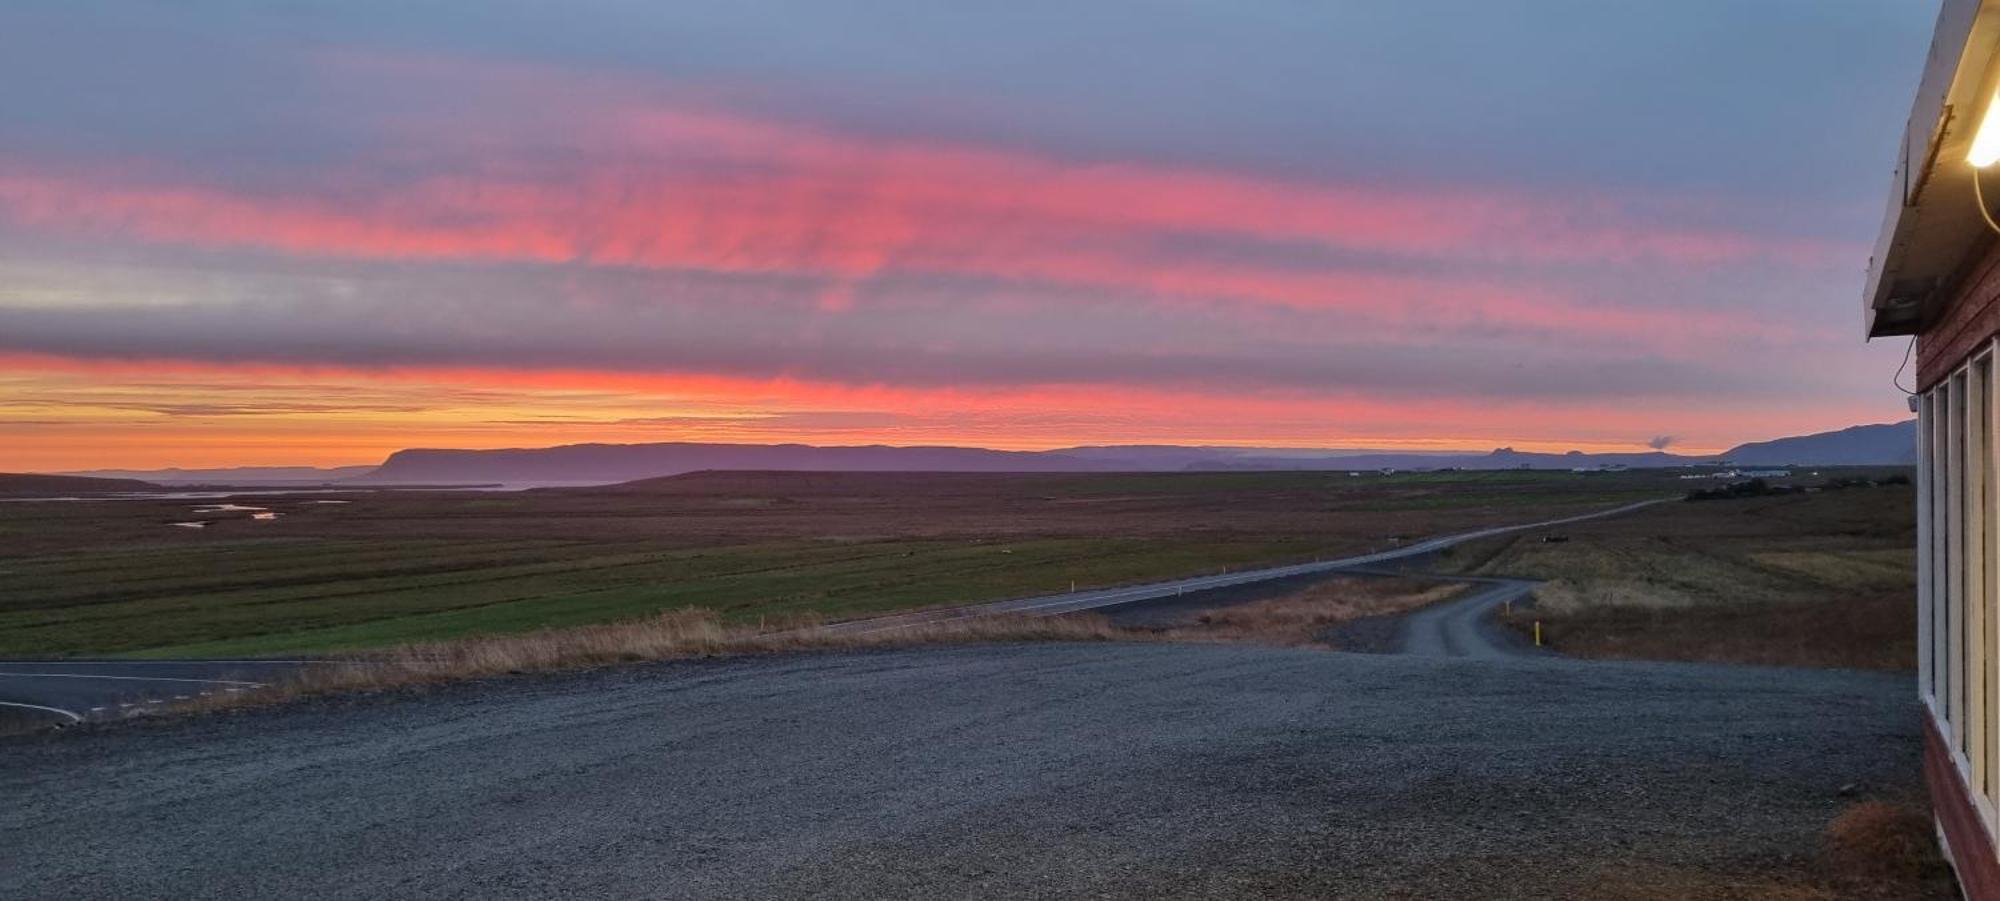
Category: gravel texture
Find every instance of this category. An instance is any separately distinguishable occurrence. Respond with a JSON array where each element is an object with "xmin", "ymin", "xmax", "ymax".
[{"xmin": 1, "ymin": 642, "xmax": 1918, "ymax": 900}]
